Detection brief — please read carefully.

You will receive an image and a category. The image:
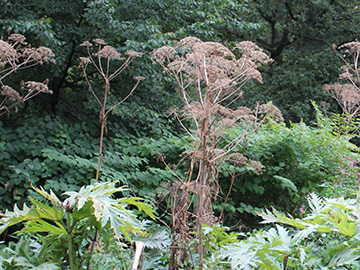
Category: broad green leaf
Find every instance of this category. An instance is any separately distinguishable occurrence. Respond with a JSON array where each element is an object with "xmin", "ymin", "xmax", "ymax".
[{"xmin": 119, "ymin": 197, "xmax": 155, "ymax": 220}]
